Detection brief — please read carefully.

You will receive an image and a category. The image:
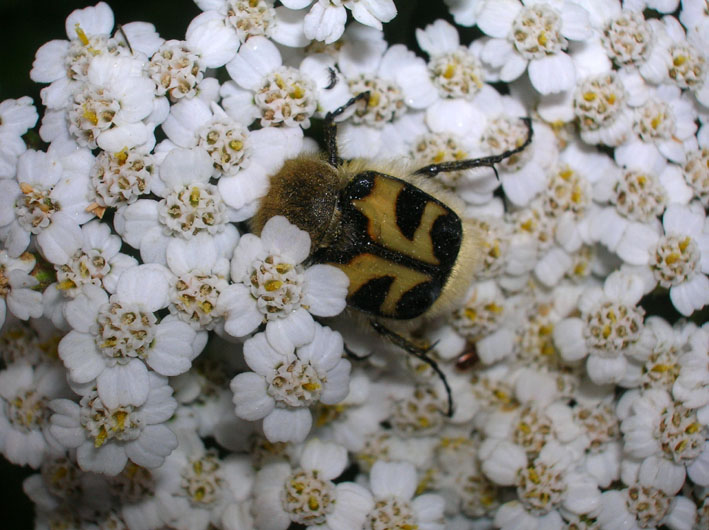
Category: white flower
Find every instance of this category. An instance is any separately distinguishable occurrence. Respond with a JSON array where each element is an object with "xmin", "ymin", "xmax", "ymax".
[
  {"xmin": 553, "ymin": 270, "xmax": 654, "ymax": 386},
  {"xmin": 67, "ymin": 54, "xmax": 158, "ymax": 151},
  {"xmin": 230, "ymin": 322, "xmax": 351, "ymax": 443},
  {"xmin": 115, "ymin": 147, "xmax": 240, "ymax": 265},
  {"xmin": 223, "ymin": 36, "xmax": 350, "ymax": 129},
  {"xmin": 0, "ymin": 251, "xmax": 43, "ymax": 327},
  {"xmin": 619, "ymin": 388, "xmax": 709, "ymax": 494},
  {"xmin": 363, "ymin": 460, "xmax": 445, "ymax": 530},
  {"xmin": 0, "ymin": 96, "xmax": 38, "ymax": 178},
  {"xmin": 335, "ymin": 31, "xmax": 438, "ymax": 158},
  {"xmin": 281, "ymin": 0, "xmax": 397, "ymax": 43},
  {"xmin": 251, "ymin": 438, "xmax": 372, "ymax": 529},
  {"xmin": 0, "ymin": 362, "xmax": 70, "ymax": 468},
  {"xmin": 0, "ymin": 147, "xmax": 94, "ymax": 264},
  {"xmin": 476, "ymin": 0, "xmax": 592, "ymax": 94},
  {"xmin": 162, "ymin": 96, "xmax": 304, "ymax": 220},
  {"xmin": 30, "ymin": 2, "xmax": 155, "ymax": 110},
  {"xmin": 615, "ymin": 202, "xmax": 709, "ymax": 316},
  {"xmin": 482, "ymin": 440, "xmax": 600, "ymax": 529},
  {"xmin": 48, "ymin": 371, "xmax": 178, "ymax": 475},
  {"xmin": 416, "ymin": 19, "xmax": 486, "ymax": 102},
  {"xmin": 220, "ymin": 215, "xmax": 348, "ymax": 346},
  {"xmin": 58, "ymin": 264, "xmax": 201, "ymax": 409},
  {"xmin": 165, "ymin": 234, "xmax": 232, "ymax": 331},
  {"xmin": 152, "ymin": 430, "xmax": 254, "ymax": 530}
]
